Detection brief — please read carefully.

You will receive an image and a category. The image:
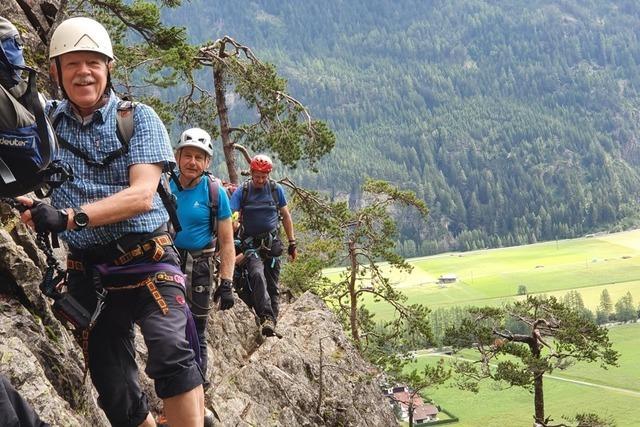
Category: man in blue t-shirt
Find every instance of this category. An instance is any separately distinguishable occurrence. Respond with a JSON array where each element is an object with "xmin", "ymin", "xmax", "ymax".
[
  {"xmin": 230, "ymin": 154, "xmax": 296, "ymax": 336},
  {"xmin": 170, "ymin": 128, "xmax": 235, "ymax": 386}
]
